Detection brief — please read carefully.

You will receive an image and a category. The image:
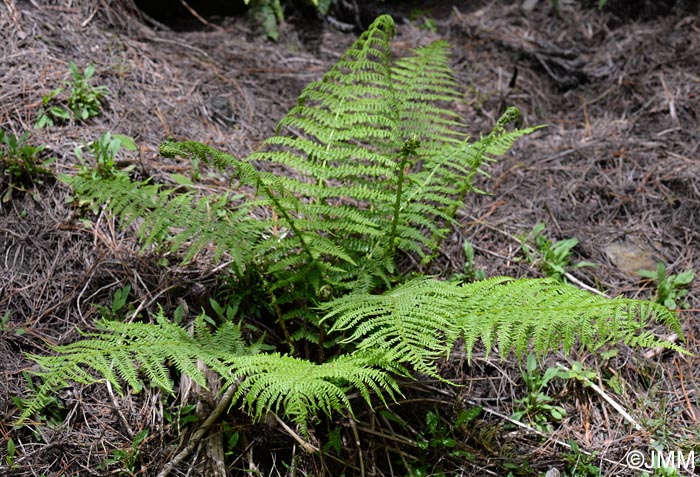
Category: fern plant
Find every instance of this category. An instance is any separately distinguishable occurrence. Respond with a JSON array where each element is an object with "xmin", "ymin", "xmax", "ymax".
[{"xmin": 22, "ymin": 15, "xmax": 684, "ymax": 437}]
